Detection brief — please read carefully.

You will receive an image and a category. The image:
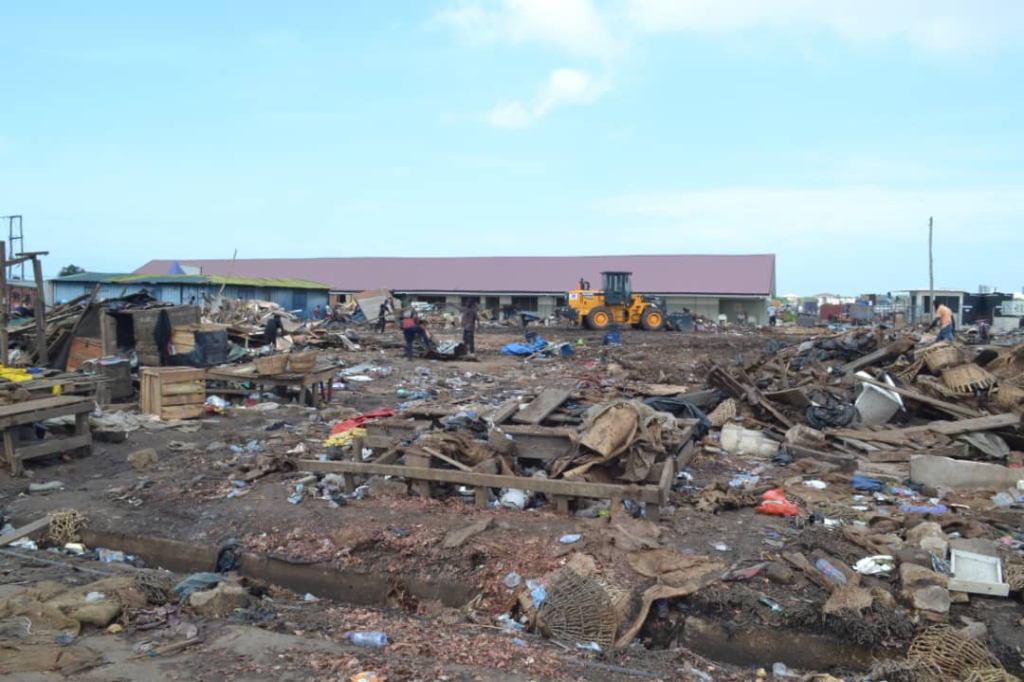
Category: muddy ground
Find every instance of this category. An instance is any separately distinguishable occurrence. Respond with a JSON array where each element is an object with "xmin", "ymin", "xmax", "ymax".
[{"xmin": 2, "ymin": 325, "xmax": 1022, "ymax": 681}]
